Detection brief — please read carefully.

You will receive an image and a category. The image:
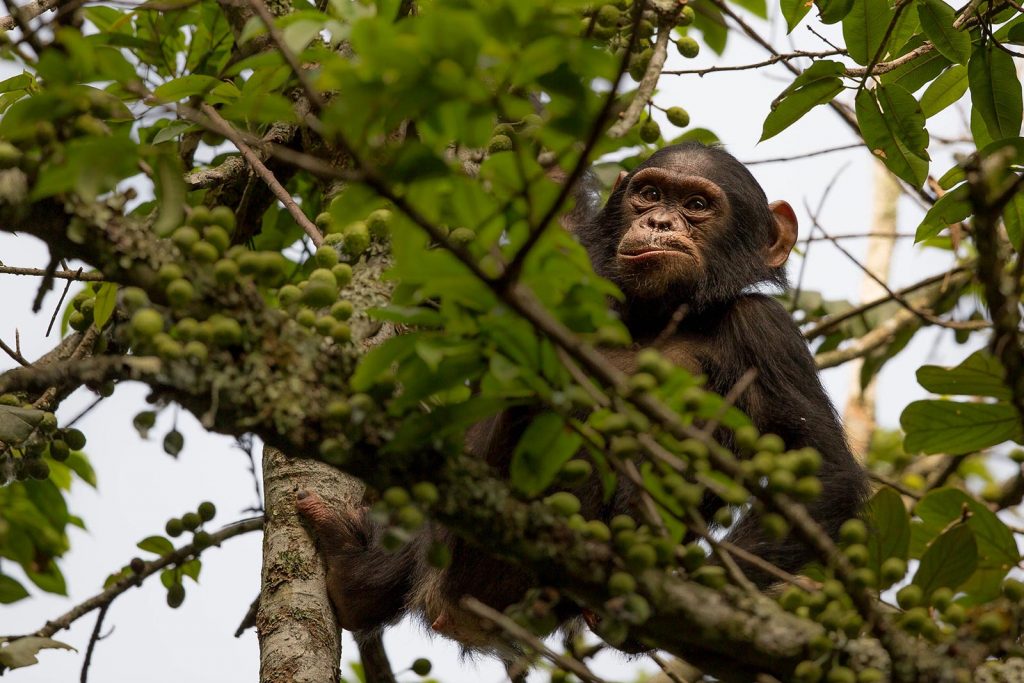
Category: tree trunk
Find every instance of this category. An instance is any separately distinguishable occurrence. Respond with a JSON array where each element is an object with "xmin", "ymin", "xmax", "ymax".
[
  {"xmin": 843, "ymin": 161, "xmax": 900, "ymax": 457},
  {"xmin": 257, "ymin": 244, "xmax": 396, "ymax": 682},
  {"xmin": 257, "ymin": 447, "xmax": 362, "ymax": 683}
]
